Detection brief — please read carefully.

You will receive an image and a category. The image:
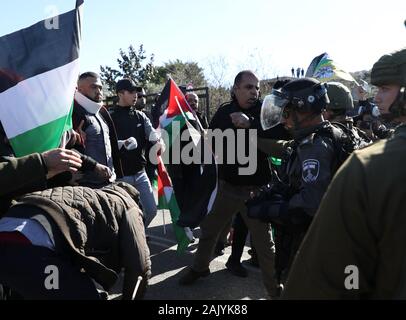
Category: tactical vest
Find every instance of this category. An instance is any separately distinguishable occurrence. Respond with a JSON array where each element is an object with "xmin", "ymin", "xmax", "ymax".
[{"xmin": 314, "ymin": 122, "xmax": 371, "ymax": 173}]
